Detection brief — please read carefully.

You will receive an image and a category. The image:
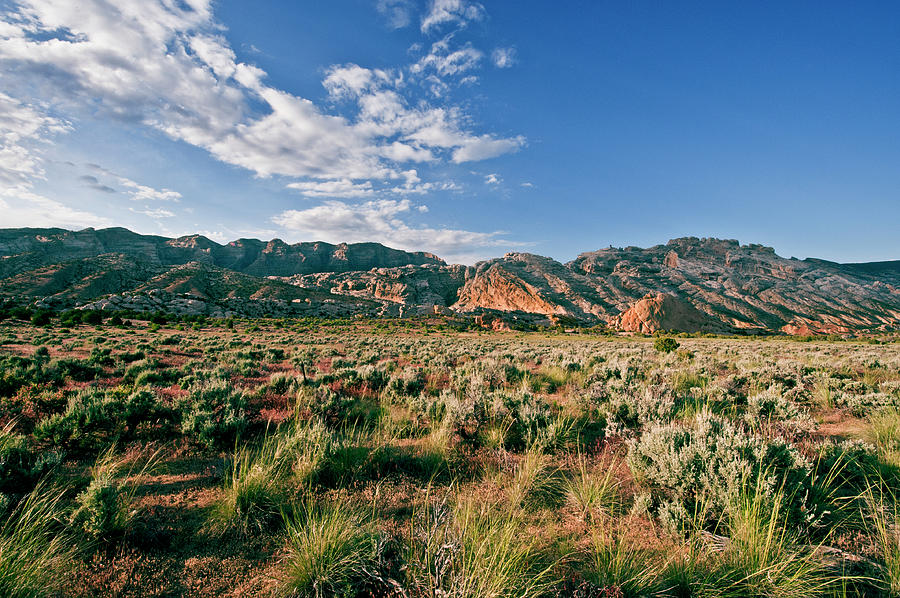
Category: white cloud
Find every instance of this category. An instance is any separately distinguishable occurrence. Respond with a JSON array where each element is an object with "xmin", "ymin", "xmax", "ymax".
[
  {"xmin": 376, "ymin": 0, "xmax": 414, "ymax": 29},
  {"xmin": 411, "ymin": 38, "xmax": 482, "ymax": 77},
  {"xmin": 491, "ymin": 47, "xmax": 516, "ymax": 68},
  {"xmin": 520, "ymin": 182, "xmax": 534, "ymax": 188},
  {"xmin": 130, "ymin": 206, "xmax": 175, "ymax": 219},
  {"xmin": 118, "ymin": 177, "xmax": 182, "ymax": 202},
  {"xmin": 0, "ymin": 93, "xmax": 69, "ymax": 189},
  {"xmin": 452, "ymin": 135, "xmax": 525, "ymax": 163},
  {"xmin": 0, "ymin": 0, "xmax": 524, "ymax": 194},
  {"xmin": 323, "ymin": 64, "xmax": 393, "ymax": 99},
  {"xmin": 273, "ymin": 198, "xmax": 511, "ymax": 263},
  {"xmin": 421, "ymin": 0, "xmax": 485, "ymax": 33},
  {"xmin": 484, "ymin": 173, "xmax": 499, "ymax": 185},
  {"xmin": 287, "ymin": 178, "xmax": 374, "ymax": 199},
  {"xmin": 0, "ymin": 189, "xmax": 111, "ymax": 229}
]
